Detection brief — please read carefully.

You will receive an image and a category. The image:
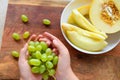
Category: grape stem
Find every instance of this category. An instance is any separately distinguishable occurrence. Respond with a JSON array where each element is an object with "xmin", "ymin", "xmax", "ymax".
[{"xmin": 52, "ymin": 75, "xmax": 56, "ymax": 80}]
